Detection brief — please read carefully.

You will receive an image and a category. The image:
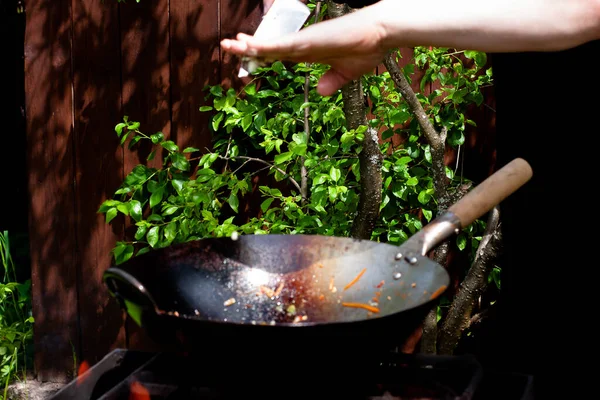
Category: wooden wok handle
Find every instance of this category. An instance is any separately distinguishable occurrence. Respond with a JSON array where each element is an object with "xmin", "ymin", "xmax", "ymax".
[{"xmin": 448, "ymin": 158, "xmax": 533, "ymax": 228}]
